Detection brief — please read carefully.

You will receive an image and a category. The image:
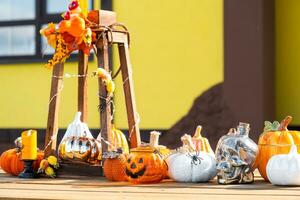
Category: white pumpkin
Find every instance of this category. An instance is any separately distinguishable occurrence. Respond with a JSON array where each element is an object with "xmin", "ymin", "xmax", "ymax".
[
  {"xmin": 167, "ymin": 134, "xmax": 217, "ymax": 182},
  {"xmin": 267, "ymin": 145, "xmax": 300, "ymax": 186}
]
